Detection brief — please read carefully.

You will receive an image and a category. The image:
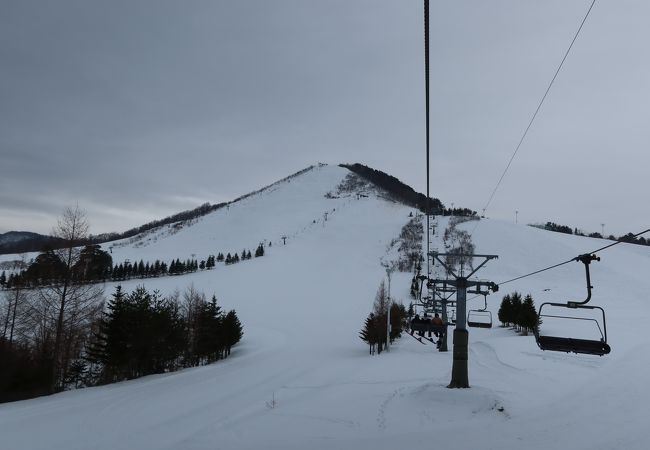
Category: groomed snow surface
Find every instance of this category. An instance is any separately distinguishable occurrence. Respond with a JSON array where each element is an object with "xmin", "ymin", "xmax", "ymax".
[{"xmin": 1, "ymin": 165, "xmax": 648, "ymax": 449}]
